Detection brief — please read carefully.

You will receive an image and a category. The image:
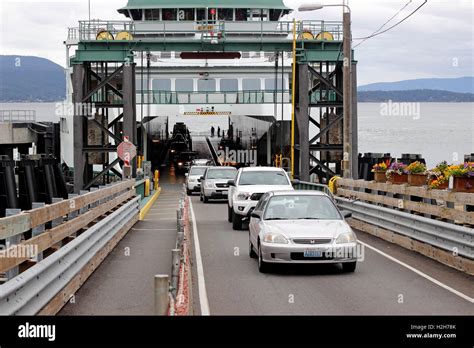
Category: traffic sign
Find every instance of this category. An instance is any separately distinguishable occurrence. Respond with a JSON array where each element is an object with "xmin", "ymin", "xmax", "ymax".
[{"xmin": 117, "ymin": 140, "xmax": 137, "ymax": 165}]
